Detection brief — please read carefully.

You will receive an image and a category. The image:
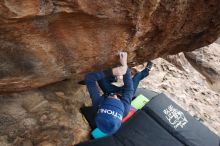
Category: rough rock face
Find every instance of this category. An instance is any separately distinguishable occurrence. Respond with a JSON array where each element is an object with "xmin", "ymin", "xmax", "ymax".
[
  {"xmin": 136, "ymin": 45, "xmax": 220, "ymax": 136},
  {"xmin": 185, "ymin": 43, "xmax": 220, "ymax": 93},
  {"xmin": 1, "ymin": 0, "xmax": 220, "ymax": 92},
  {"xmin": 1, "ymin": 43, "xmax": 220, "ymax": 146},
  {"xmin": 0, "ymin": 82, "xmax": 91, "ymax": 146},
  {"xmin": 143, "ymin": 62, "xmax": 220, "ymax": 136}
]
